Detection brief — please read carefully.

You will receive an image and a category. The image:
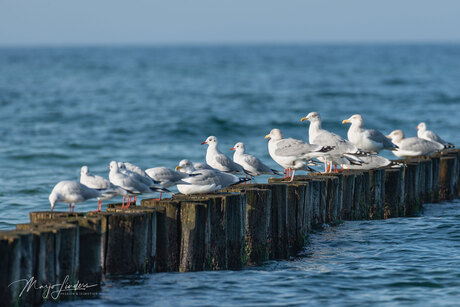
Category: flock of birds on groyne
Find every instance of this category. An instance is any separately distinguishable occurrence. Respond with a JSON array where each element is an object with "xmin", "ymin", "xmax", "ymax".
[{"xmin": 49, "ymin": 112, "xmax": 455, "ymax": 212}]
